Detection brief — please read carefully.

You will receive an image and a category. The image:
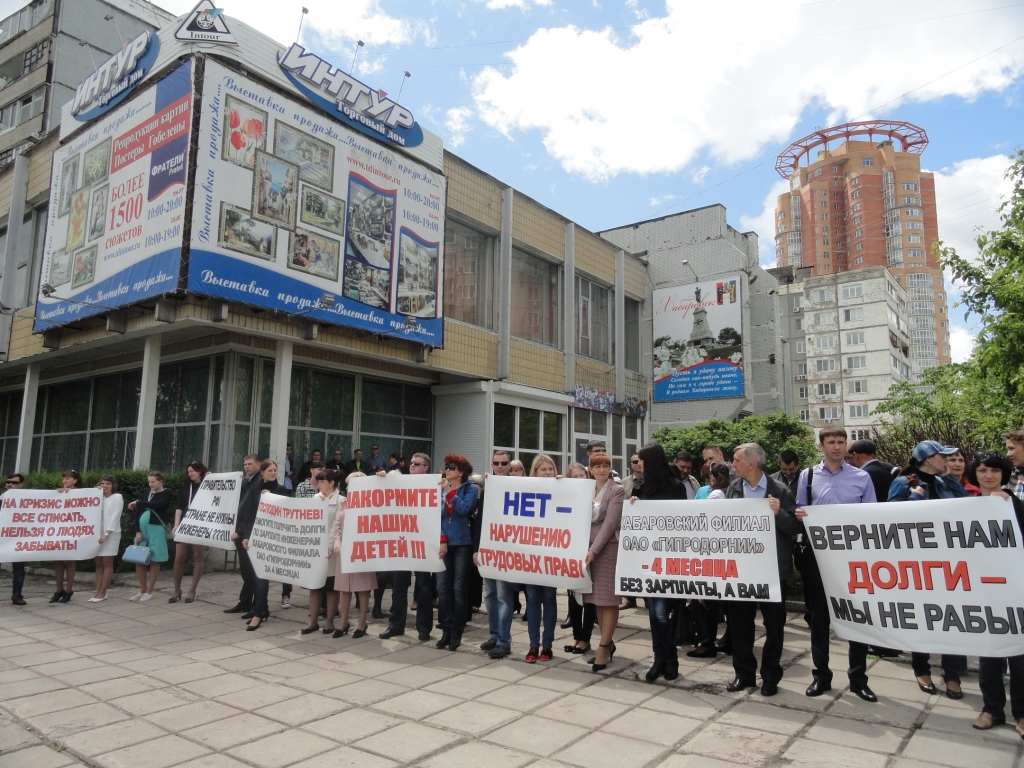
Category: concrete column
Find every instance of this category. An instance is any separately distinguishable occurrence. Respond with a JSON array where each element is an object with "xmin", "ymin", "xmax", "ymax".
[
  {"xmin": 563, "ymin": 223, "xmax": 576, "ymax": 393},
  {"xmin": 269, "ymin": 340, "xmax": 293, "ymax": 466},
  {"xmin": 497, "ymin": 188, "xmax": 514, "ymax": 380},
  {"xmin": 133, "ymin": 334, "xmax": 162, "ymax": 469},
  {"xmin": 14, "ymin": 362, "xmax": 40, "ymax": 473},
  {"xmin": 615, "ymin": 250, "xmax": 626, "ymax": 398},
  {"xmin": 0, "ymin": 155, "xmax": 30, "ymax": 361}
]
